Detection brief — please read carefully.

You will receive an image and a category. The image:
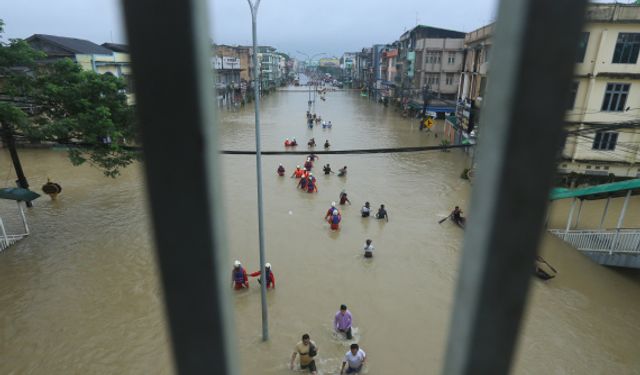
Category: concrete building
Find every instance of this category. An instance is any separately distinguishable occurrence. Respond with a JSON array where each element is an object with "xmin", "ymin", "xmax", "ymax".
[
  {"xmin": 451, "ymin": 3, "xmax": 640, "ymax": 179},
  {"xmin": 445, "ymin": 23, "xmax": 492, "ymax": 146},
  {"xmin": 212, "ymin": 44, "xmax": 251, "ymax": 108},
  {"xmin": 561, "ymin": 3, "xmax": 640, "ymax": 178},
  {"xmin": 396, "ymin": 25, "xmax": 466, "ymax": 109},
  {"xmin": 257, "ymin": 46, "xmax": 283, "ymax": 91},
  {"xmin": 341, "ymin": 52, "xmax": 357, "ymax": 82}
]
